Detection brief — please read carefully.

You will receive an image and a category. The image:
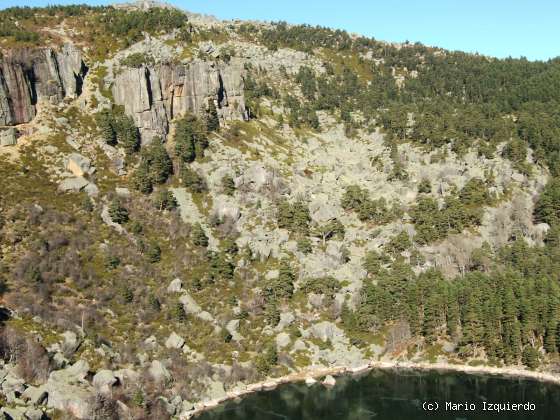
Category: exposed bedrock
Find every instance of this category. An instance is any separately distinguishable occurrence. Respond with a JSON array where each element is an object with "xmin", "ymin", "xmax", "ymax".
[
  {"xmin": 0, "ymin": 44, "xmax": 87, "ymax": 126},
  {"xmin": 112, "ymin": 58, "xmax": 247, "ymax": 143}
]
